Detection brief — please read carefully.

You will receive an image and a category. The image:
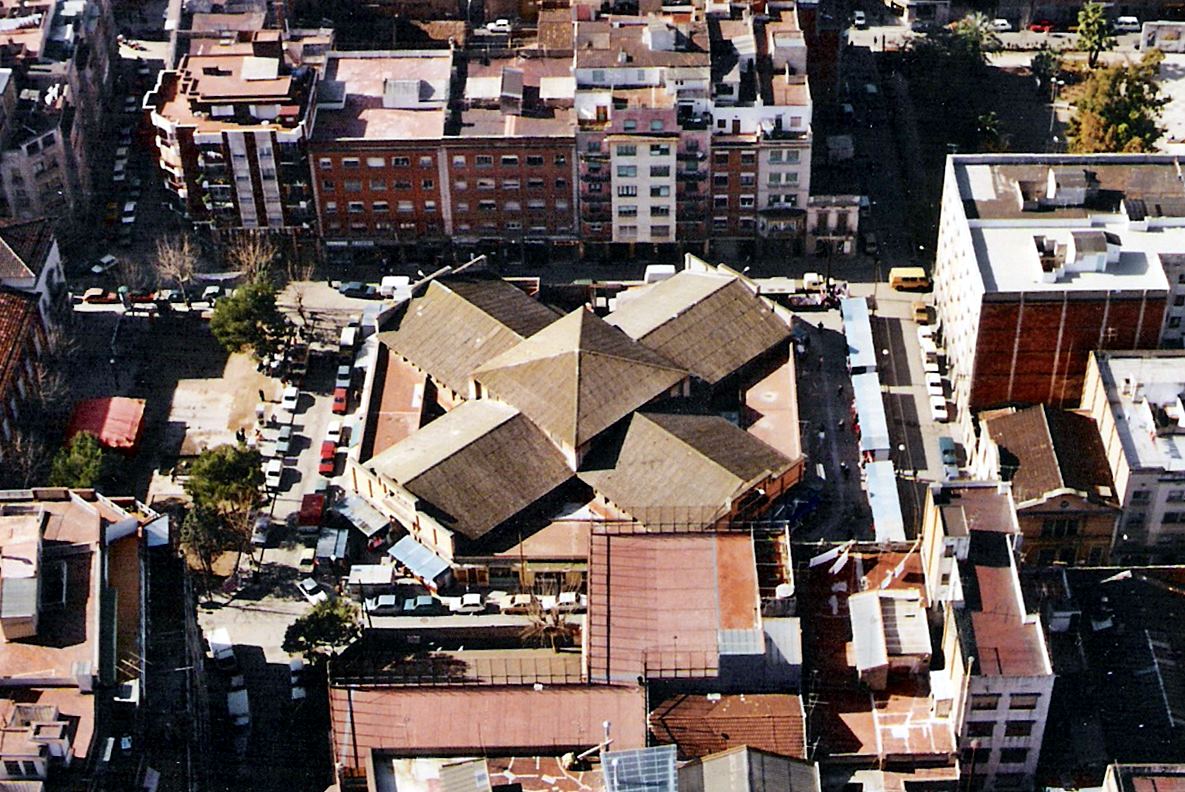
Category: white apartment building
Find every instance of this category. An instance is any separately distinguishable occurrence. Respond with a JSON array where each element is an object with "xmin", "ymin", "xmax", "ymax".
[
  {"xmin": 610, "ymin": 136, "xmax": 677, "ymax": 244},
  {"xmin": 1080, "ymin": 351, "xmax": 1185, "ymax": 563}
]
